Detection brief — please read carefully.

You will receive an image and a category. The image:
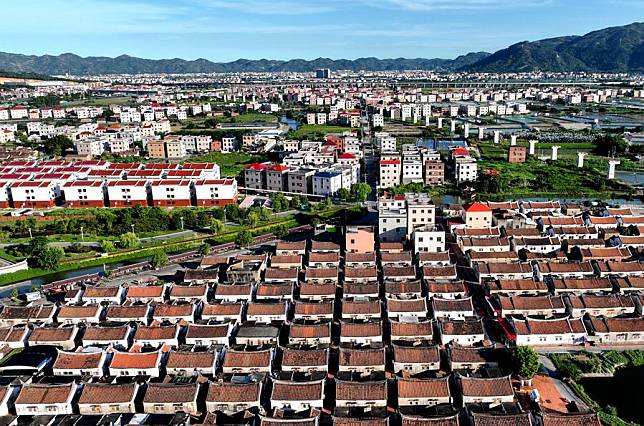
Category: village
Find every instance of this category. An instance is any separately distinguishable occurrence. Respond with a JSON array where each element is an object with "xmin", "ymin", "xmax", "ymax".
[{"xmin": 0, "ymin": 62, "xmax": 642, "ymax": 426}]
